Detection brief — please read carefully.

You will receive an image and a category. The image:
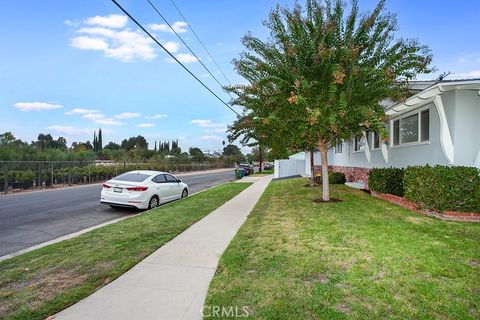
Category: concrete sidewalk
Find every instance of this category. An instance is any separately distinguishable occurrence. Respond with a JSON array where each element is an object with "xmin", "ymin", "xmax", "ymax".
[{"xmin": 56, "ymin": 175, "xmax": 272, "ymax": 320}]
